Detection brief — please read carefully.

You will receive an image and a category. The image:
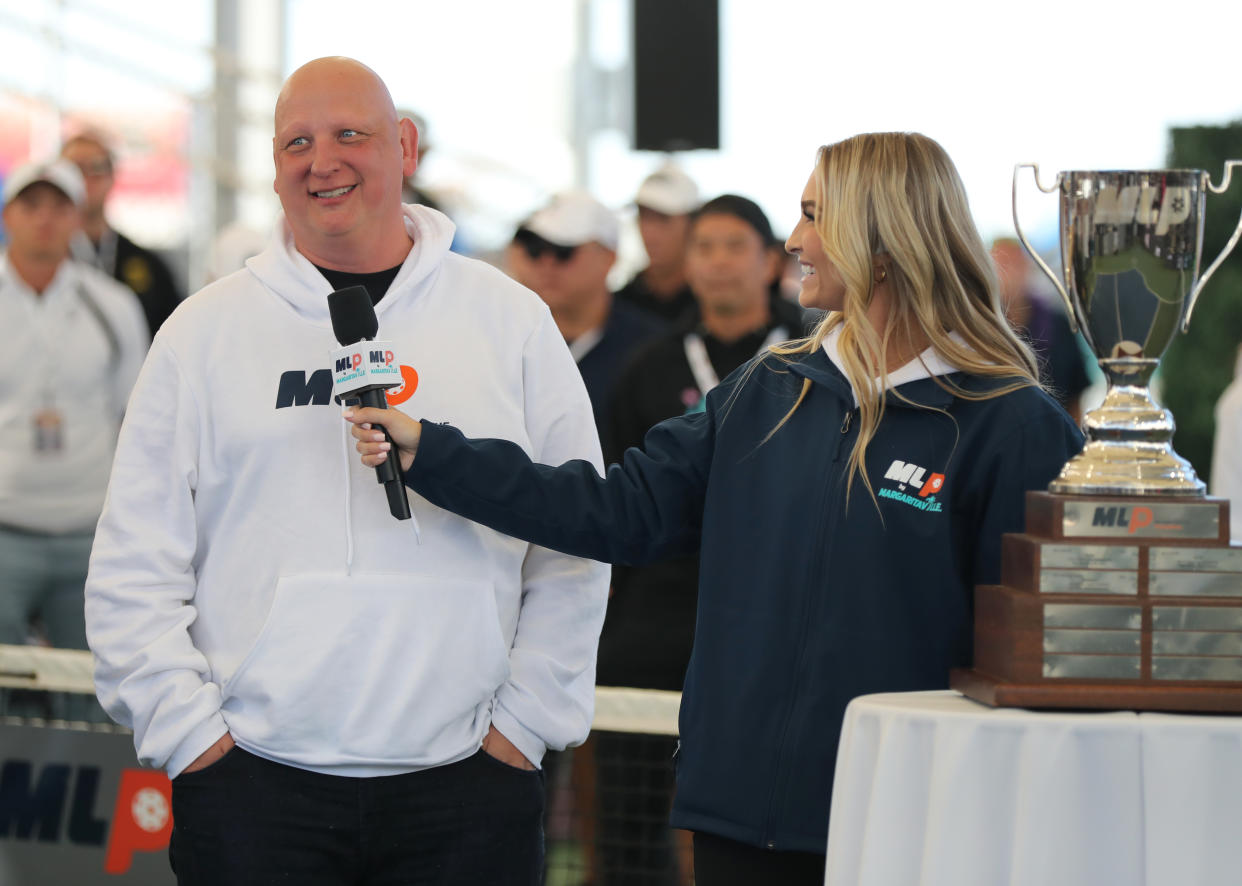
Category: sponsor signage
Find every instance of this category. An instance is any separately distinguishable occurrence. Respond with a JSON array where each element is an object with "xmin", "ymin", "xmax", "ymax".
[
  {"xmin": 330, "ymin": 341, "xmax": 402, "ymax": 398},
  {"xmin": 1061, "ymin": 500, "xmax": 1221, "ymax": 540},
  {"xmin": 0, "ymin": 722, "xmax": 173, "ymax": 884}
]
